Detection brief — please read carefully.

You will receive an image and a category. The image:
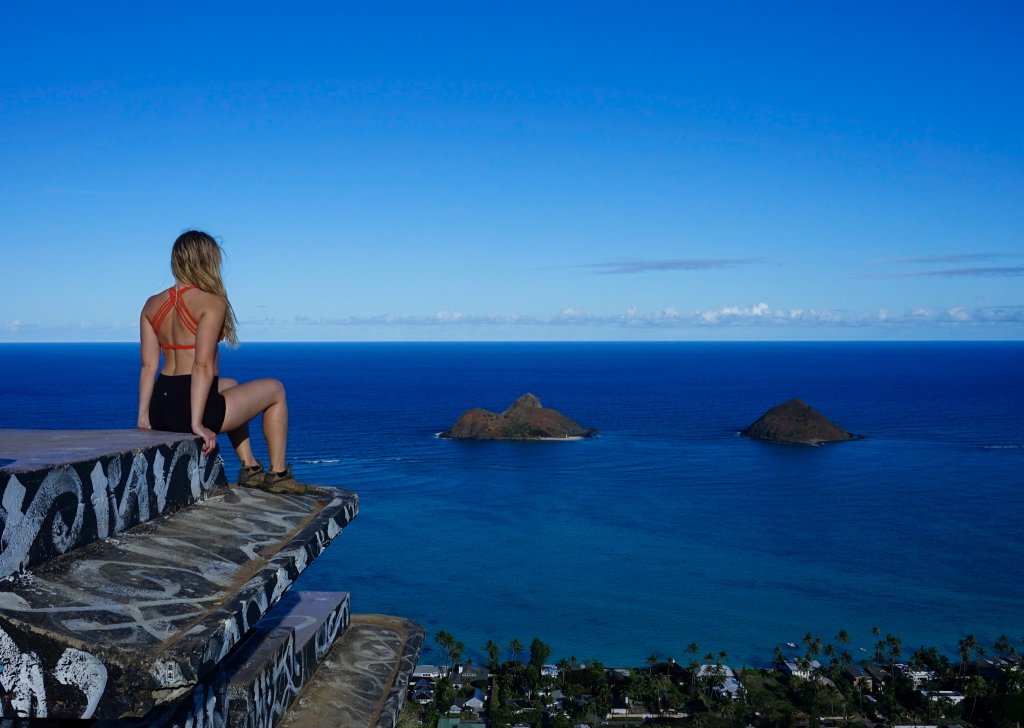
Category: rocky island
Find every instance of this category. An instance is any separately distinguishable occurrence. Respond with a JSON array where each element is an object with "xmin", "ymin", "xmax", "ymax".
[
  {"xmin": 440, "ymin": 393, "xmax": 597, "ymax": 440},
  {"xmin": 742, "ymin": 398, "xmax": 859, "ymax": 445}
]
